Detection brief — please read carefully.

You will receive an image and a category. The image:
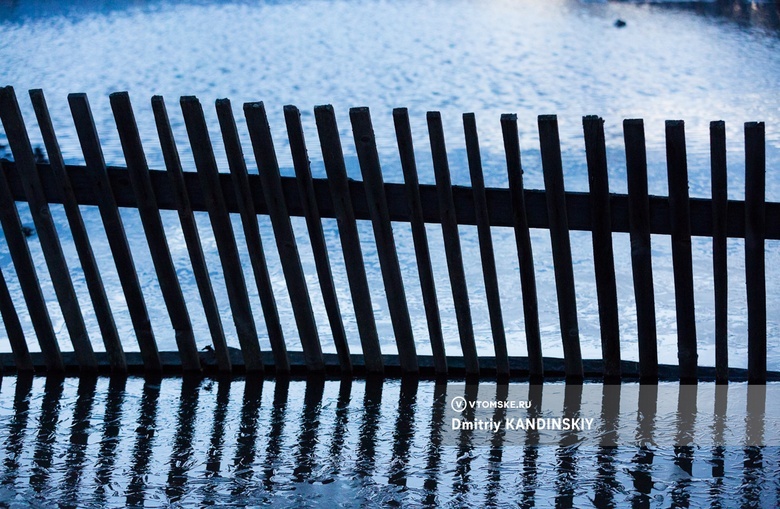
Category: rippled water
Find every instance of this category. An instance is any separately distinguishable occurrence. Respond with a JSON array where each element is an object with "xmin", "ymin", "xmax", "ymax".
[
  {"xmin": 0, "ymin": 376, "xmax": 779, "ymax": 507},
  {"xmin": 1, "ymin": 0, "xmax": 779, "ymax": 369}
]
